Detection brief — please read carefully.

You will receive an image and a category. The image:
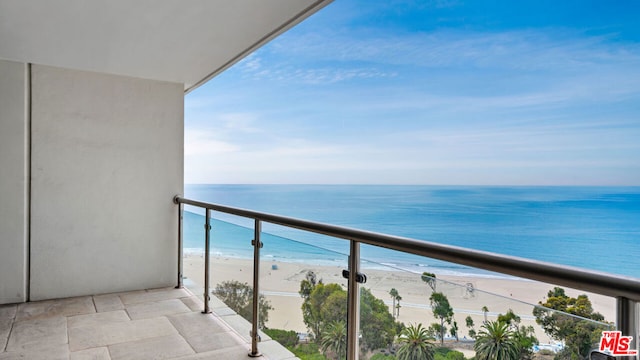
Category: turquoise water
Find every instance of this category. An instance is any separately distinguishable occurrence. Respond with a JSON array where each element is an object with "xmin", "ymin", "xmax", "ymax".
[{"xmin": 183, "ymin": 185, "xmax": 640, "ymax": 279}]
